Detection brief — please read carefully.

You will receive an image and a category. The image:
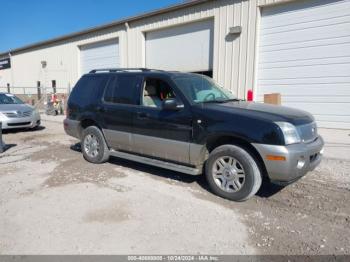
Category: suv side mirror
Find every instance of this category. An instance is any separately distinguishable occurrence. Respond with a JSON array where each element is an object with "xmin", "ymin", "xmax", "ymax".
[{"xmin": 162, "ymin": 98, "xmax": 180, "ymax": 111}]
